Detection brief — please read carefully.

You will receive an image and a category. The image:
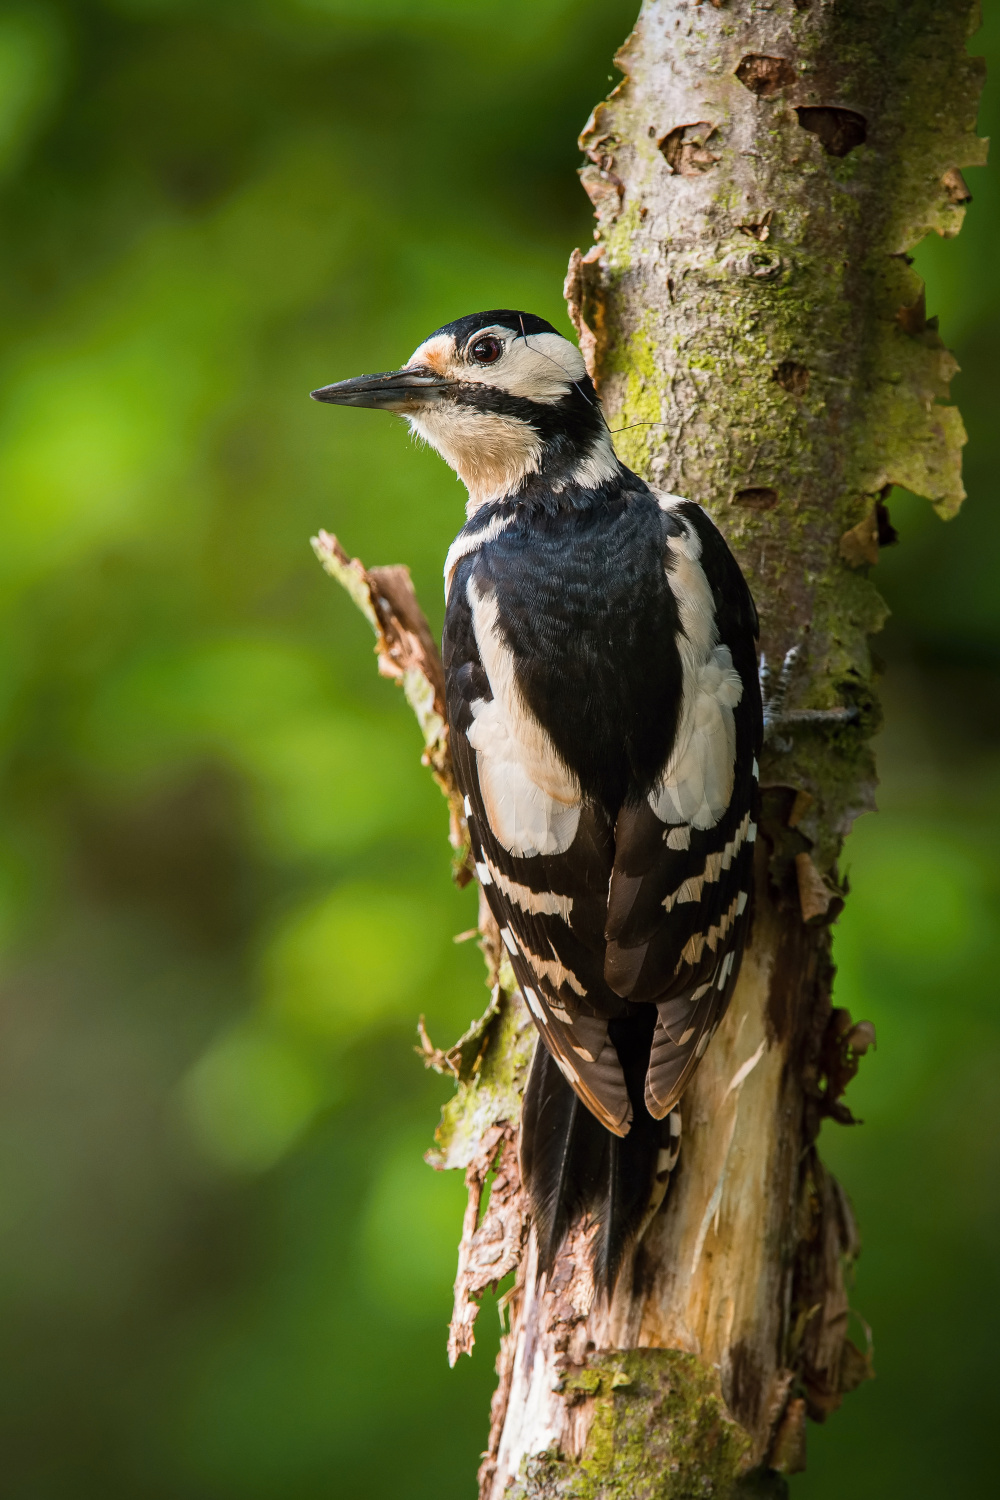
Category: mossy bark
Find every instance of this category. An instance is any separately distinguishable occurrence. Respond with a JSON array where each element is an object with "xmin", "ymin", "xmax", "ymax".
[{"xmin": 317, "ymin": 3, "xmax": 985, "ymax": 1494}]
